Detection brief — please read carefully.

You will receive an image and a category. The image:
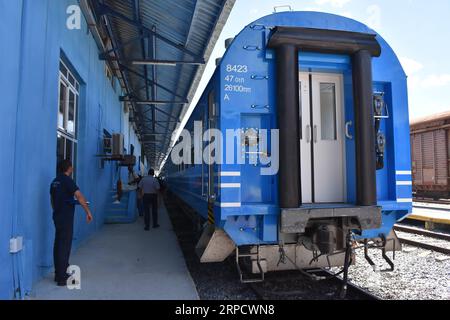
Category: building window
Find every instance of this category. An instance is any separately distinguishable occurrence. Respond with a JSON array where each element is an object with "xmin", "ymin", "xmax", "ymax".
[{"xmin": 57, "ymin": 60, "xmax": 80, "ymax": 178}]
